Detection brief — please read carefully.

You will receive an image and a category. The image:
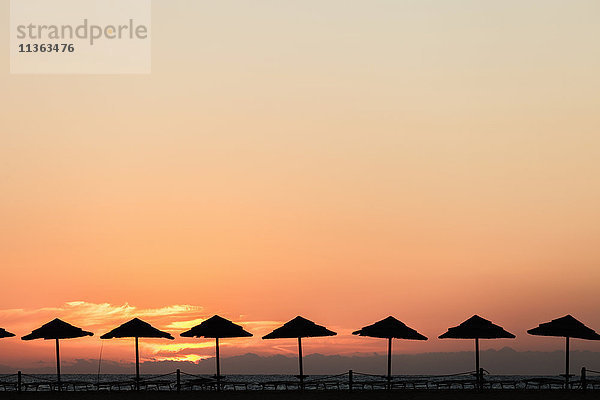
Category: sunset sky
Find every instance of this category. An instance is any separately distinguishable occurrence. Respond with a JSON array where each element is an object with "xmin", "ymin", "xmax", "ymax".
[{"xmin": 1, "ymin": 0, "xmax": 600, "ymax": 371}]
